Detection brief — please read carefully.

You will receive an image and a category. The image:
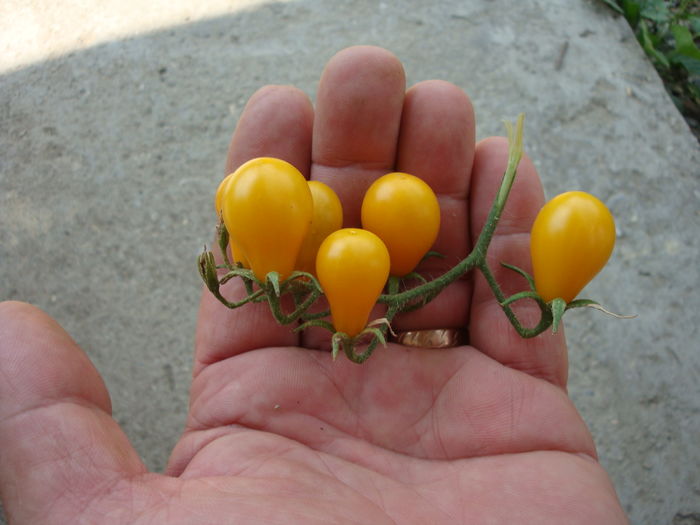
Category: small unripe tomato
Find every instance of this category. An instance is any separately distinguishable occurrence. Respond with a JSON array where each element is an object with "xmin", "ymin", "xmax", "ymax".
[
  {"xmin": 361, "ymin": 172, "xmax": 440, "ymax": 276},
  {"xmin": 222, "ymin": 157, "xmax": 313, "ymax": 281},
  {"xmin": 295, "ymin": 181, "xmax": 343, "ymax": 275},
  {"xmin": 214, "ymin": 172, "xmax": 249, "ymax": 267},
  {"xmin": 316, "ymin": 229, "xmax": 390, "ymax": 337},
  {"xmin": 530, "ymin": 191, "xmax": 616, "ymax": 303}
]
